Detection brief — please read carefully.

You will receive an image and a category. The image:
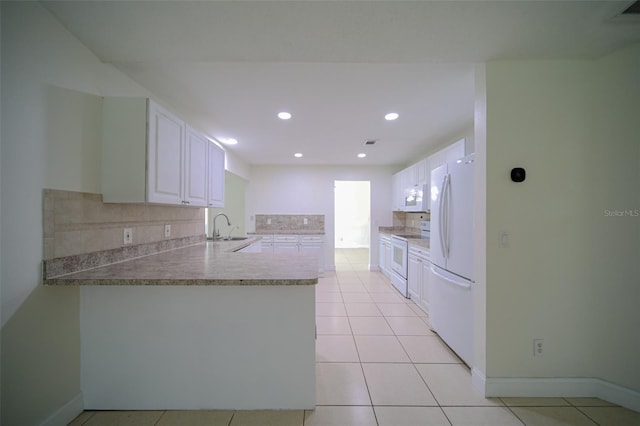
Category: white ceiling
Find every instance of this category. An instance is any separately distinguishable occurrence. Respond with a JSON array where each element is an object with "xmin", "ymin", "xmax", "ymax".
[{"xmin": 43, "ymin": 0, "xmax": 640, "ymax": 167}]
